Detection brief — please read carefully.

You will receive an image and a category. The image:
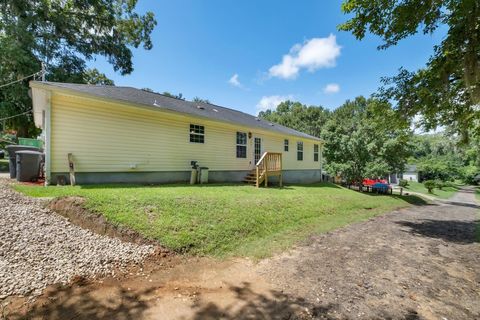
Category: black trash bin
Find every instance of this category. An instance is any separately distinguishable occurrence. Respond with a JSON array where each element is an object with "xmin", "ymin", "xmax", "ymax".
[
  {"xmin": 5, "ymin": 145, "xmax": 39, "ymax": 178},
  {"xmin": 16, "ymin": 150, "xmax": 43, "ymax": 182}
]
